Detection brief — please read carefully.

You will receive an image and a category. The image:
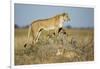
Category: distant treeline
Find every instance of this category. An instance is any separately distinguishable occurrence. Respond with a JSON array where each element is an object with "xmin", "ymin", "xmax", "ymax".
[
  {"xmin": 15, "ymin": 24, "xmax": 94, "ymax": 29},
  {"xmin": 15, "ymin": 24, "xmax": 29, "ymax": 29}
]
